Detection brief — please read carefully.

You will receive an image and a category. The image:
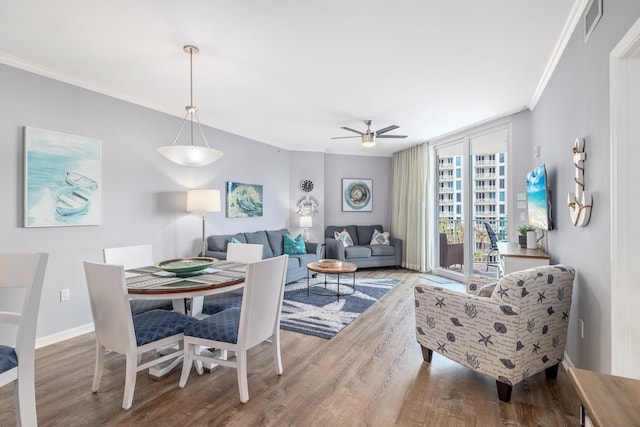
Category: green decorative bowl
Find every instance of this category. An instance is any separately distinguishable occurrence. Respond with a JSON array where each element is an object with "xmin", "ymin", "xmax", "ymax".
[{"xmin": 155, "ymin": 257, "xmax": 217, "ymax": 277}]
